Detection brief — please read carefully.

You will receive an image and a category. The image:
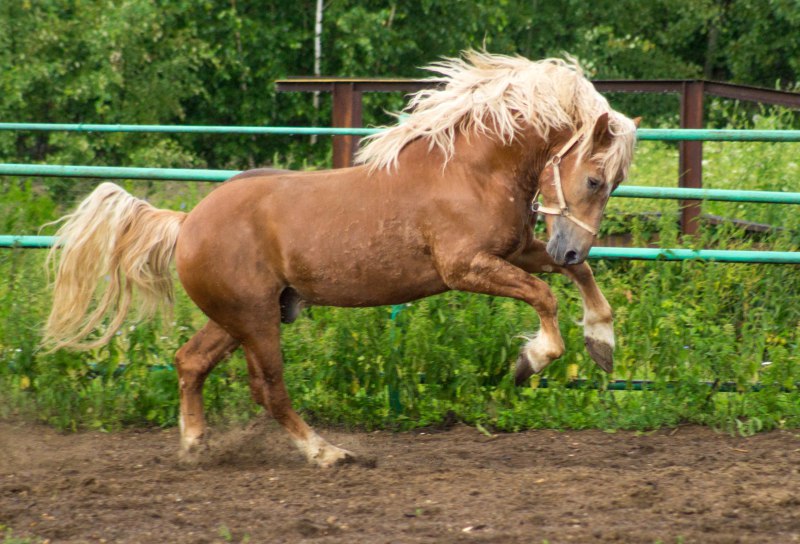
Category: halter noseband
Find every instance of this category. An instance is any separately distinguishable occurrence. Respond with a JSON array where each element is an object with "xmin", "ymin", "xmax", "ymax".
[{"xmin": 531, "ymin": 130, "xmax": 598, "ymax": 236}]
